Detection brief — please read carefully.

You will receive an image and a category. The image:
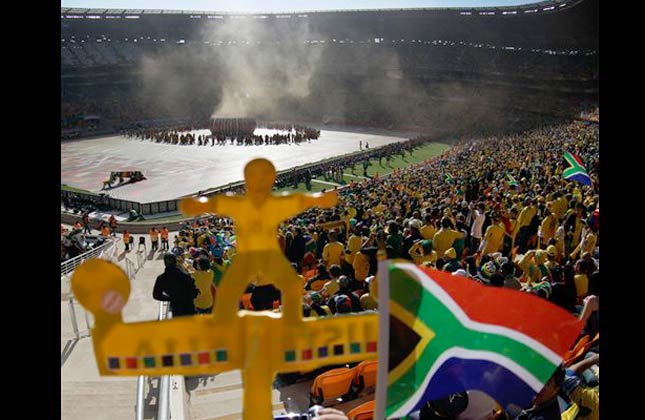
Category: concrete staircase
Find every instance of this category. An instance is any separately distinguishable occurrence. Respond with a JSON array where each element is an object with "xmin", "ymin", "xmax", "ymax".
[
  {"xmin": 62, "ymin": 380, "xmax": 139, "ymax": 420},
  {"xmin": 185, "ymin": 371, "xmax": 287, "ymax": 420},
  {"xmin": 61, "ymin": 239, "xmax": 169, "ymax": 419}
]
